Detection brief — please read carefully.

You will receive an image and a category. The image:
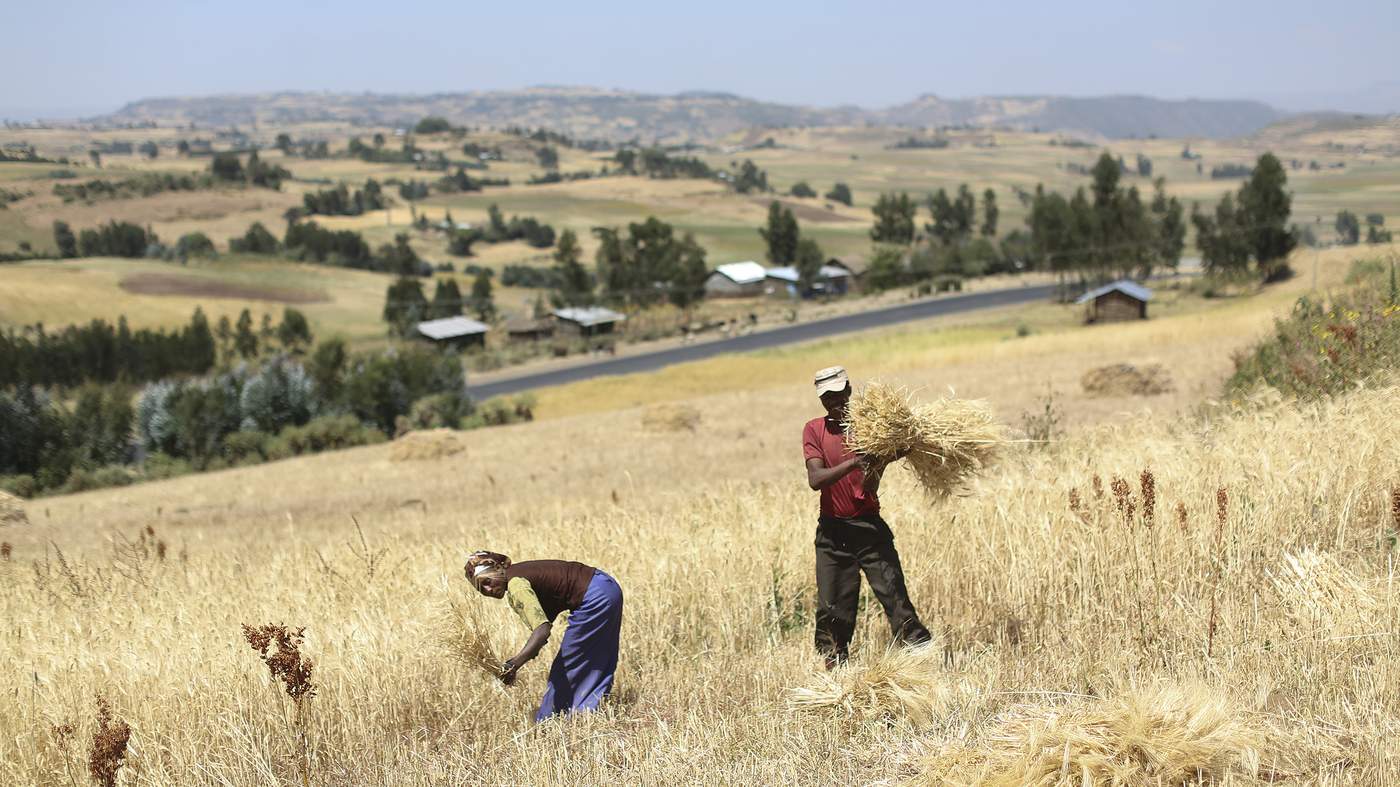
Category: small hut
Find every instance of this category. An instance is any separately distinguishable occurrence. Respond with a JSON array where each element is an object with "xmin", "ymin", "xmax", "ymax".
[
  {"xmin": 766, "ymin": 264, "xmax": 853, "ymax": 297},
  {"xmin": 504, "ymin": 316, "xmax": 555, "ymax": 342},
  {"xmin": 415, "ymin": 316, "xmax": 489, "ymax": 348},
  {"xmin": 704, "ymin": 261, "xmax": 768, "ymax": 298},
  {"xmin": 553, "ymin": 306, "xmax": 626, "ymax": 338},
  {"xmin": 1075, "ymin": 280, "xmax": 1152, "ymax": 323}
]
